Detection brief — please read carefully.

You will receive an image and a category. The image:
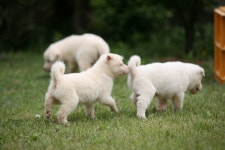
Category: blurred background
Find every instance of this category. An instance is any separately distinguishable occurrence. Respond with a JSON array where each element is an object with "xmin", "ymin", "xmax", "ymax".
[{"xmin": 0, "ymin": 0, "xmax": 225, "ymax": 59}]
